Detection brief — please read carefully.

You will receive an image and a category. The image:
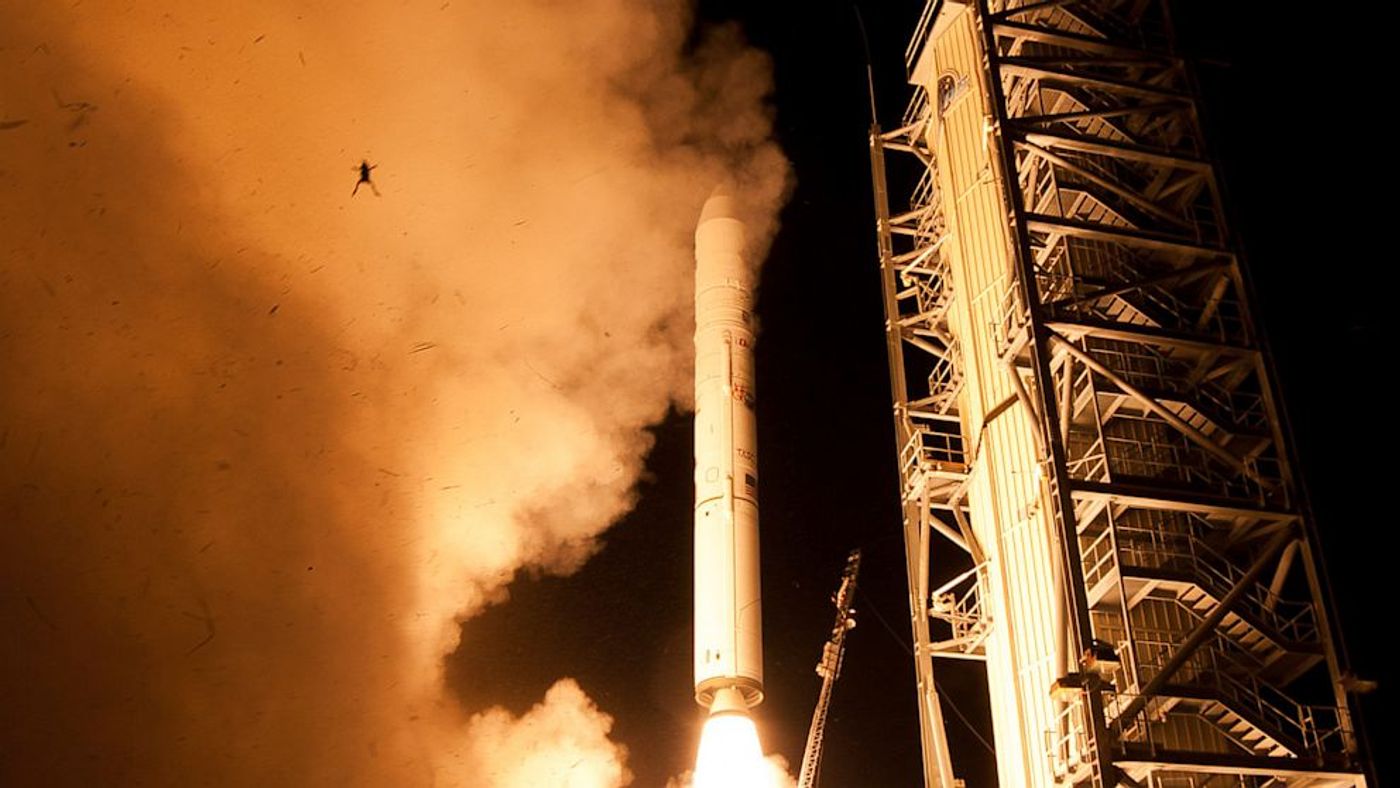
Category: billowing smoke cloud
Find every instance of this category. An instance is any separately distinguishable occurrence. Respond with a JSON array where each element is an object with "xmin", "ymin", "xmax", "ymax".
[
  {"xmin": 0, "ymin": 0, "xmax": 786, "ymax": 784},
  {"xmin": 459, "ymin": 679, "xmax": 631, "ymax": 787}
]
